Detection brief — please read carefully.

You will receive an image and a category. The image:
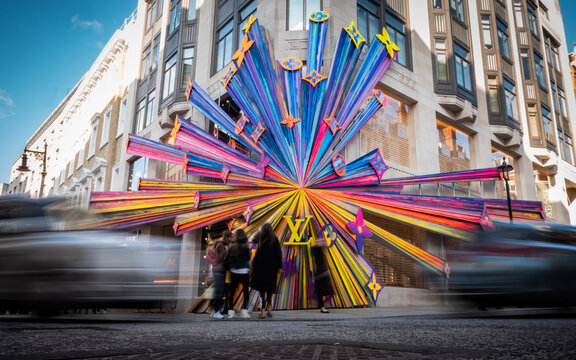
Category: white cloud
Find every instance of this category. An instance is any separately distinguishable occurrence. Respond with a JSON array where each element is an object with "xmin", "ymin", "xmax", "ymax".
[
  {"xmin": 0, "ymin": 89, "xmax": 15, "ymax": 120},
  {"xmin": 71, "ymin": 14, "xmax": 103, "ymax": 33}
]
